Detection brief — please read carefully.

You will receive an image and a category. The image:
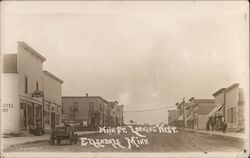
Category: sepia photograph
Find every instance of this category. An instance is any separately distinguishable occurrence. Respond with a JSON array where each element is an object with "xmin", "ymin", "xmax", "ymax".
[{"xmin": 0, "ymin": 1, "xmax": 249, "ymax": 158}]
